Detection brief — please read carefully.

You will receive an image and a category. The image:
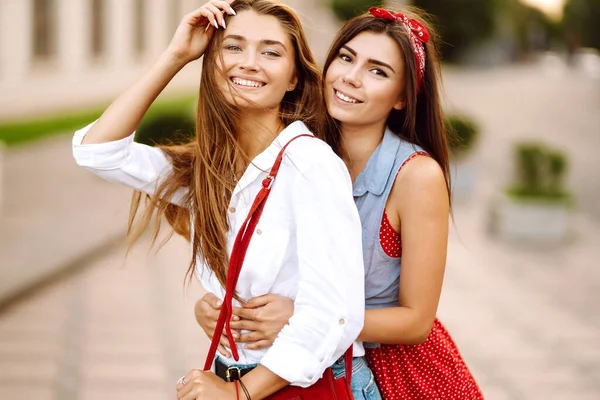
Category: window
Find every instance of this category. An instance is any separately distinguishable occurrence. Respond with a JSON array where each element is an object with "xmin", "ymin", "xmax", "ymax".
[
  {"xmin": 134, "ymin": 0, "xmax": 146, "ymax": 55},
  {"xmin": 32, "ymin": 0, "xmax": 57, "ymax": 58},
  {"xmin": 91, "ymin": 0, "xmax": 106, "ymax": 56}
]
